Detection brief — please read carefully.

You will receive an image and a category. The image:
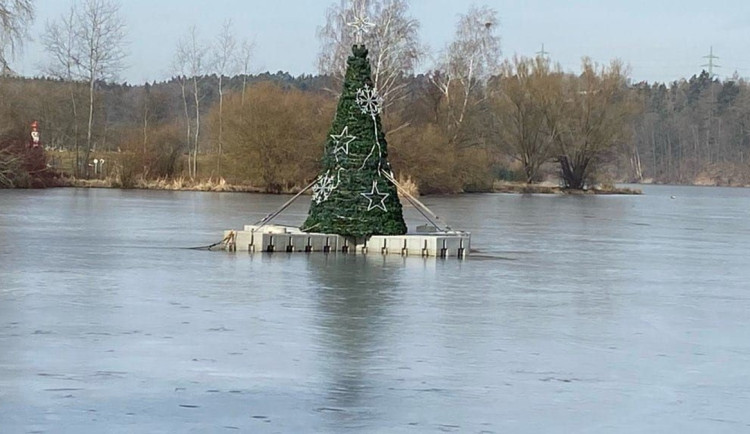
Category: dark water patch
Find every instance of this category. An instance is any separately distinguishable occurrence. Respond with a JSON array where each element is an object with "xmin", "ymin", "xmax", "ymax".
[
  {"xmin": 95, "ymin": 371, "xmax": 127, "ymax": 377},
  {"xmin": 179, "ymin": 404, "xmax": 200, "ymax": 408},
  {"xmin": 315, "ymin": 407, "xmax": 345, "ymax": 413},
  {"xmin": 468, "ymin": 253, "xmax": 518, "ymax": 261}
]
